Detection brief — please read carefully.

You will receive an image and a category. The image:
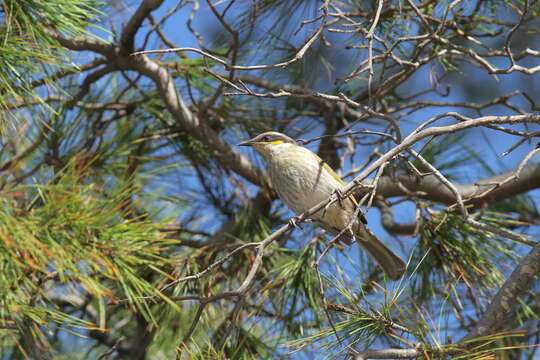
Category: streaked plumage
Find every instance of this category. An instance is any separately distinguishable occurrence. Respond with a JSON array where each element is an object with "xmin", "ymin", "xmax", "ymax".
[{"xmin": 238, "ymin": 131, "xmax": 406, "ymax": 280}]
